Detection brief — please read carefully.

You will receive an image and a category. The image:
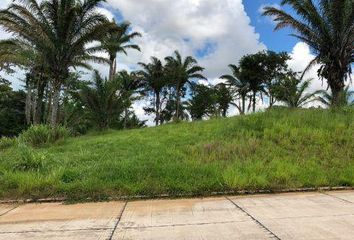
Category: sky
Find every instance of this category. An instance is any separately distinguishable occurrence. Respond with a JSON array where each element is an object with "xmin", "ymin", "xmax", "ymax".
[{"xmin": 0, "ymin": 0, "xmax": 352, "ymax": 122}]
